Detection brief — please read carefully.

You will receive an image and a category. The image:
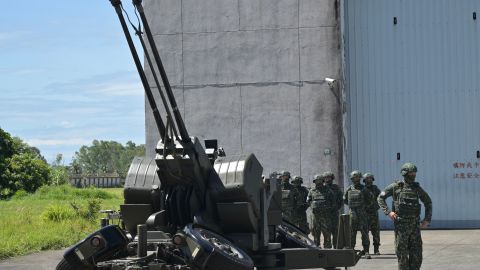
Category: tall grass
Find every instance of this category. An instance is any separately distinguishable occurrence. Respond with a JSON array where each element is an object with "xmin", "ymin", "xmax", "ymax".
[{"xmin": 0, "ymin": 185, "xmax": 123, "ymax": 260}]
